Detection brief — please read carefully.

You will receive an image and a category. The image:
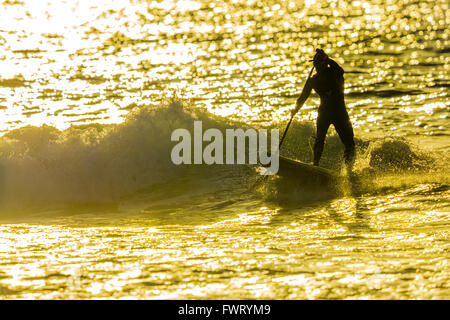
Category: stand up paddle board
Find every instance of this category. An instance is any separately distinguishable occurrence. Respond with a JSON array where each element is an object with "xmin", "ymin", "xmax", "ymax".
[{"xmin": 277, "ymin": 156, "xmax": 339, "ymax": 186}]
